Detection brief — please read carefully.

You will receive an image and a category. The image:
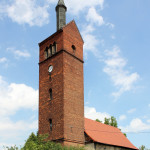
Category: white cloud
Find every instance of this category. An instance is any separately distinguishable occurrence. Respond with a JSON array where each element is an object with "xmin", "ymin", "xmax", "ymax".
[
  {"xmin": 147, "ymin": 120, "xmax": 150, "ymax": 123},
  {"xmin": 0, "ymin": 75, "xmax": 38, "ymax": 148},
  {"xmin": 0, "ymin": 75, "xmax": 38, "ymax": 116},
  {"xmin": 127, "ymin": 108, "xmax": 136, "ymax": 114},
  {"xmin": 0, "ymin": 118, "xmax": 37, "ymax": 134},
  {"xmin": 120, "ymin": 118, "xmax": 150, "ymax": 133},
  {"xmin": 13, "ymin": 50, "xmax": 30, "ymax": 58},
  {"xmin": 85, "ymin": 106, "xmax": 110, "ymax": 122},
  {"xmin": 1, "ymin": 0, "xmax": 49, "ymax": 26},
  {"xmin": 106, "ymin": 22, "xmax": 115, "ymax": 29},
  {"xmin": 47, "ymin": 0, "xmax": 104, "ymax": 15},
  {"xmin": 0, "ymin": 118, "xmax": 38, "ymax": 149},
  {"xmin": 7, "ymin": 47, "xmax": 30, "ymax": 58},
  {"xmin": 0, "ymin": 57, "xmax": 7, "ymax": 63},
  {"xmin": 81, "ymin": 24, "xmax": 102, "ymax": 60},
  {"xmin": 119, "ymin": 115, "xmax": 126, "ymax": 121},
  {"xmin": 103, "ymin": 46, "xmax": 140, "ymax": 99},
  {"xmin": 83, "ymin": 33, "xmax": 99, "ymax": 53},
  {"xmin": 0, "ymin": 0, "xmax": 106, "ymax": 28},
  {"xmin": 82, "ymin": 24, "xmax": 95, "ymax": 35},
  {"xmin": 0, "ymin": 0, "xmax": 106, "ymax": 27},
  {"xmin": 86, "ymin": 7, "xmax": 104, "ymax": 26},
  {"xmin": 66, "ymin": 0, "xmax": 104, "ymax": 15}
]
